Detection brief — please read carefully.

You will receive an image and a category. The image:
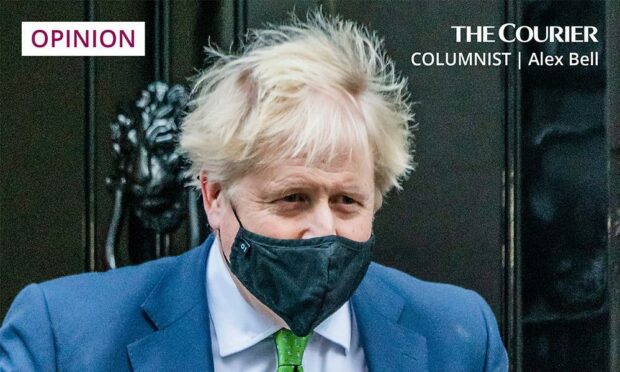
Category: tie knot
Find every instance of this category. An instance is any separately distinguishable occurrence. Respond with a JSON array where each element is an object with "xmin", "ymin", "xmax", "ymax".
[{"xmin": 274, "ymin": 329, "xmax": 311, "ymax": 369}]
